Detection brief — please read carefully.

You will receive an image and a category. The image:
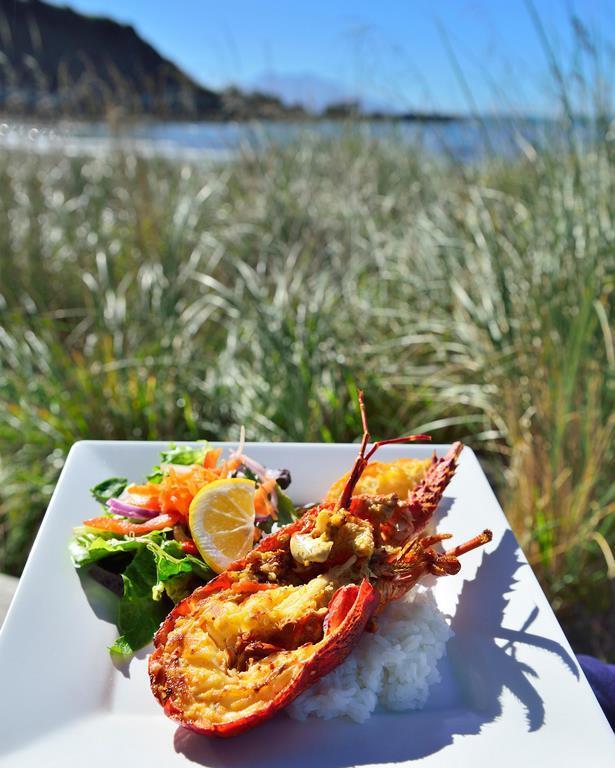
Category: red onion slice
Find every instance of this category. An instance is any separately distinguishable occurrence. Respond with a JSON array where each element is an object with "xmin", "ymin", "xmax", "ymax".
[
  {"xmin": 106, "ymin": 498, "xmax": 160, "ymax": 519},
  {"xmin": 239, "ymin": 454, "xmax": 268, "ymax": 482}
]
